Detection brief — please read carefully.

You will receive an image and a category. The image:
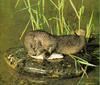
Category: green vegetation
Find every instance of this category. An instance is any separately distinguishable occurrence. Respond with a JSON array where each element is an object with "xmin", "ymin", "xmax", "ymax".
[
  {"xmin": 16, "ymin": 0, "xmax": 94, "ymax": 38},
  {"xmin": 49, "ymin": 0, "xmax": 72, "ymax": 35}
]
